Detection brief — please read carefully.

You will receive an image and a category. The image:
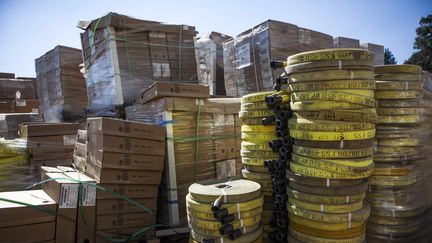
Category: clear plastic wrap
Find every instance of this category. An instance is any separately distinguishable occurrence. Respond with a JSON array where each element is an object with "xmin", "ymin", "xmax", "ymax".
[
  {"xmin": 78, "ymin": 12, "xmax": 198, "ymax": 116},
  {"xmin": 196, "ymin": 32, "xmax": 231, "ymax": 96},
  {"xmin": 223, "ymin": 20, "xmax": 333, "ymax": 97},
  {"xmin": 35, "ymin": 46, "xmax": 88, "ymax": 122}
]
